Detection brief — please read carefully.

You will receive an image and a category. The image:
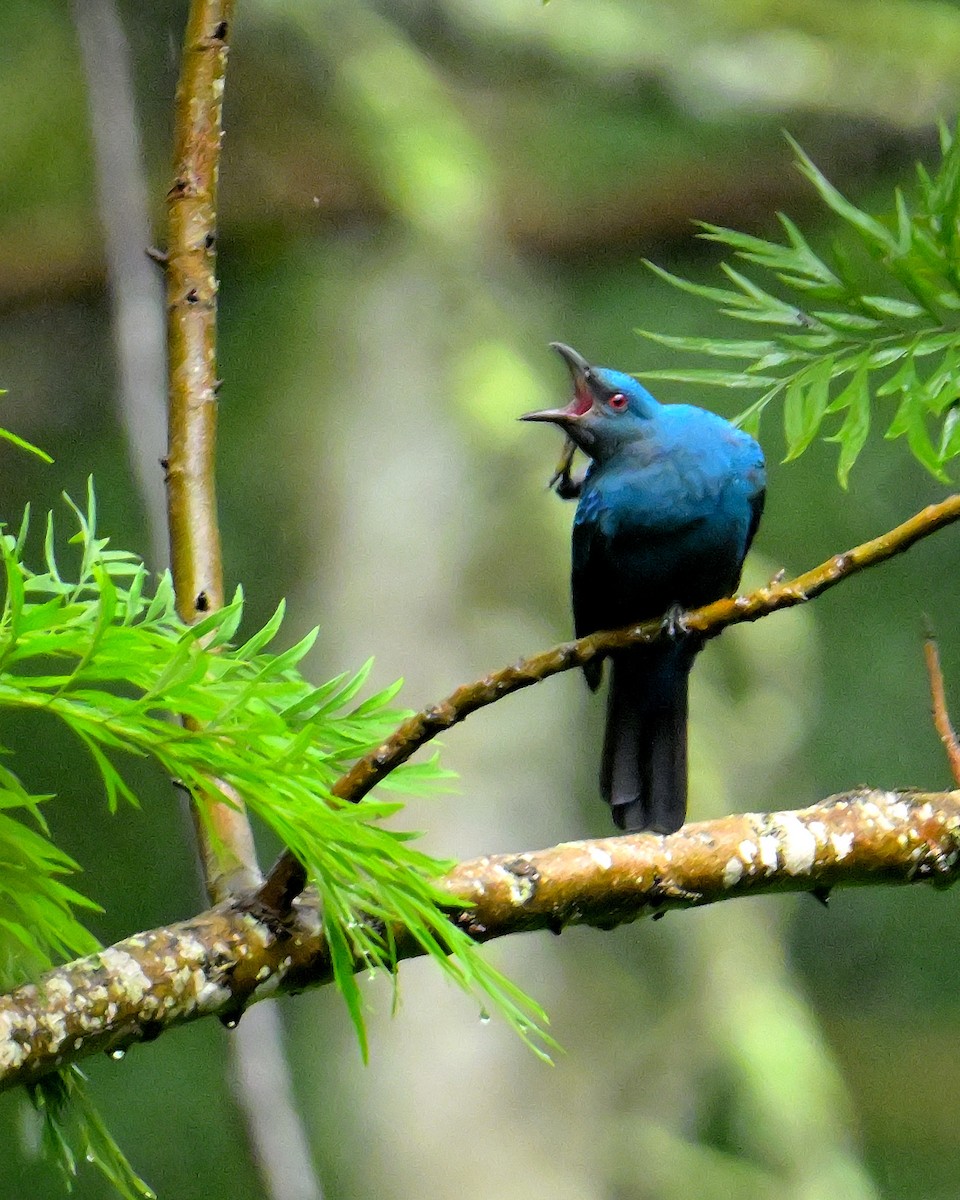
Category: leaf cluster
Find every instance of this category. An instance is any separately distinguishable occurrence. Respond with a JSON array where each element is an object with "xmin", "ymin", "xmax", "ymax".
[
  {"xmin": 0, "ymin": 486, "xmax": 551, "ymax": 1193},
  {"xmin": 639, "ymin": 125, "xmax": 960, "ymax": 485}
]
